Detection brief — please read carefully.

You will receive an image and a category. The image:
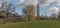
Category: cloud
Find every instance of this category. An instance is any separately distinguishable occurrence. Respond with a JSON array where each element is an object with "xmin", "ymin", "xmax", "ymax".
[
  {"xmin": 56, "ymin": 0, "xmax": 60, "ymax": 6},
  {"xmin": 0, "ymin": 0, "xmax": 11, "ymax": 3},
  {"xmin": 19, "ymin": 0, "xmax": 38, "ymax": 5},
  {"xmin": 43, "ymin": 0, "xmax": 60, "ymax": 14},
  {"xmin": 39, "ymin": 0, "xmax": 55, "ymax": 7},
  {"xmin": 18, "ymin": 0, "xmax": 56, "ymax": 7},
  {"xmin": 43, "ymin": 0, "xmax": 60, "ymax": 16},
  {"xmin": 46, "ymin": 7, "xmax": 59, "ymax": 14},
  {"xmin": 0, "ymin": 0, "xmax": 58, "ymax": 7},
  {"xmin": 3, "ymin": 0, "xmax": 11, "ymax": 2}
]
